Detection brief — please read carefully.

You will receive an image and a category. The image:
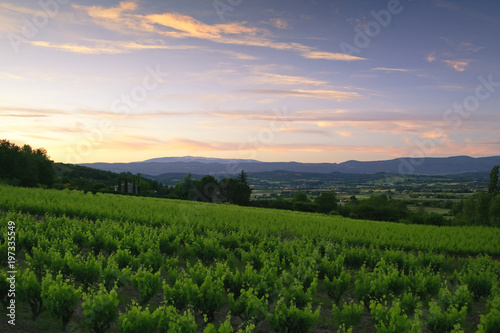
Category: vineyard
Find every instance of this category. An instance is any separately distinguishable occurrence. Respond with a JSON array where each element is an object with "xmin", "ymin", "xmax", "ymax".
[{"xmin": 0, "ymin": 184, "xmax": 499, "ymax": 332}]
